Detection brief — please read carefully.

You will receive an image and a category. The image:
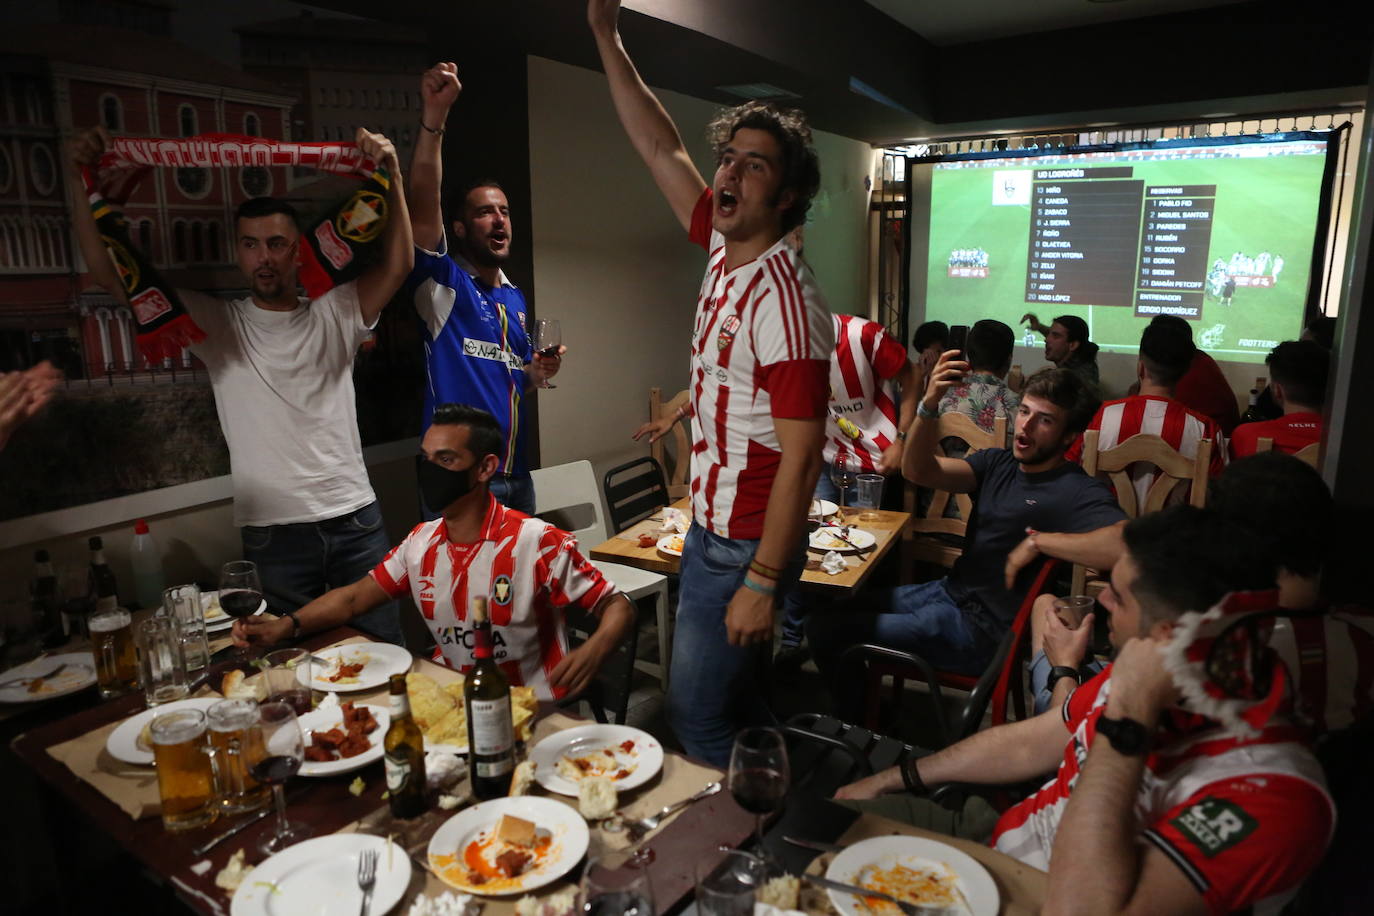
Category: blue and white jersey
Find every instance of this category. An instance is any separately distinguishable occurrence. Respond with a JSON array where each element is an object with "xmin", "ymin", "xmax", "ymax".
[{"xmin": 407, "ymin": 234, "xmax": 532, "ymax": 475}]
